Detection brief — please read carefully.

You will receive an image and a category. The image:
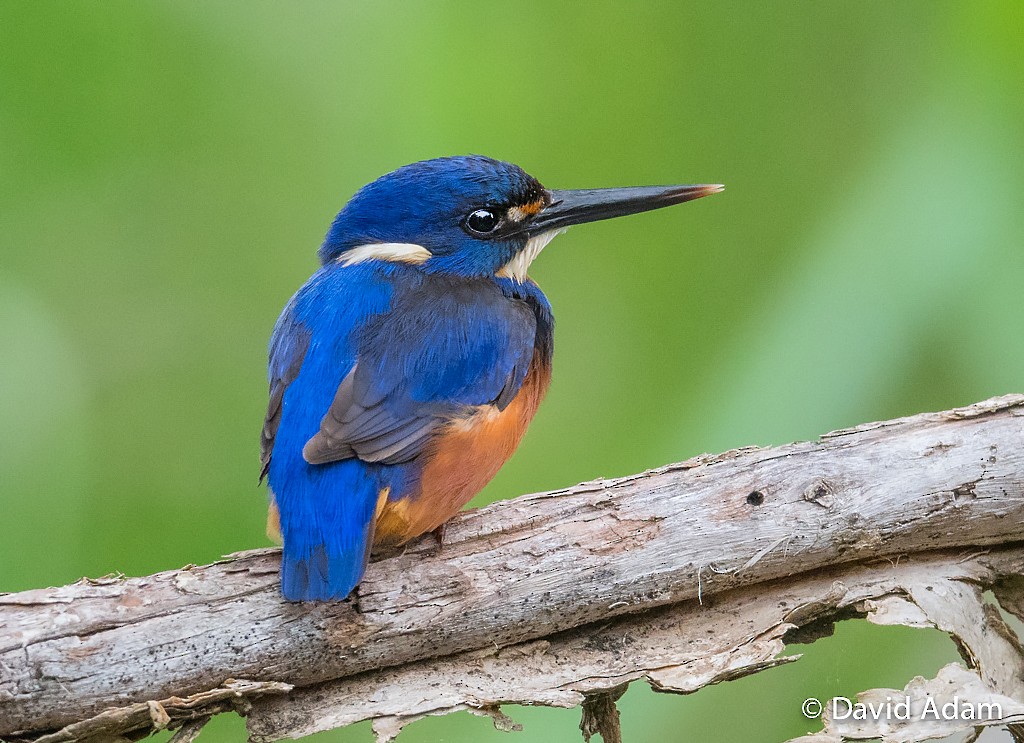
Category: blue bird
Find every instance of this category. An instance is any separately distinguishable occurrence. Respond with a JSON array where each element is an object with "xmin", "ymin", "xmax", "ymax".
[{"xmin": 261, "ymin": 155, "xmax": 722, "ymax": 601}]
